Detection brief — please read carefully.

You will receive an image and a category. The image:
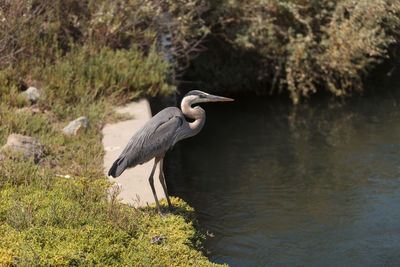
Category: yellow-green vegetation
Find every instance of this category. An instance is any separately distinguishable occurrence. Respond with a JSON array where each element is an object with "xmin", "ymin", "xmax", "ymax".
[
  {"xmin": 0, "ymin": 177, "xmax": 219, "ymax": 266},
  {"xmin": 0, "ymin": 89, "xmax": 222, "ymax": 265},
  {"xmin": 0, "ymin": 0, "xmax": 222, "ymax": 265}
]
